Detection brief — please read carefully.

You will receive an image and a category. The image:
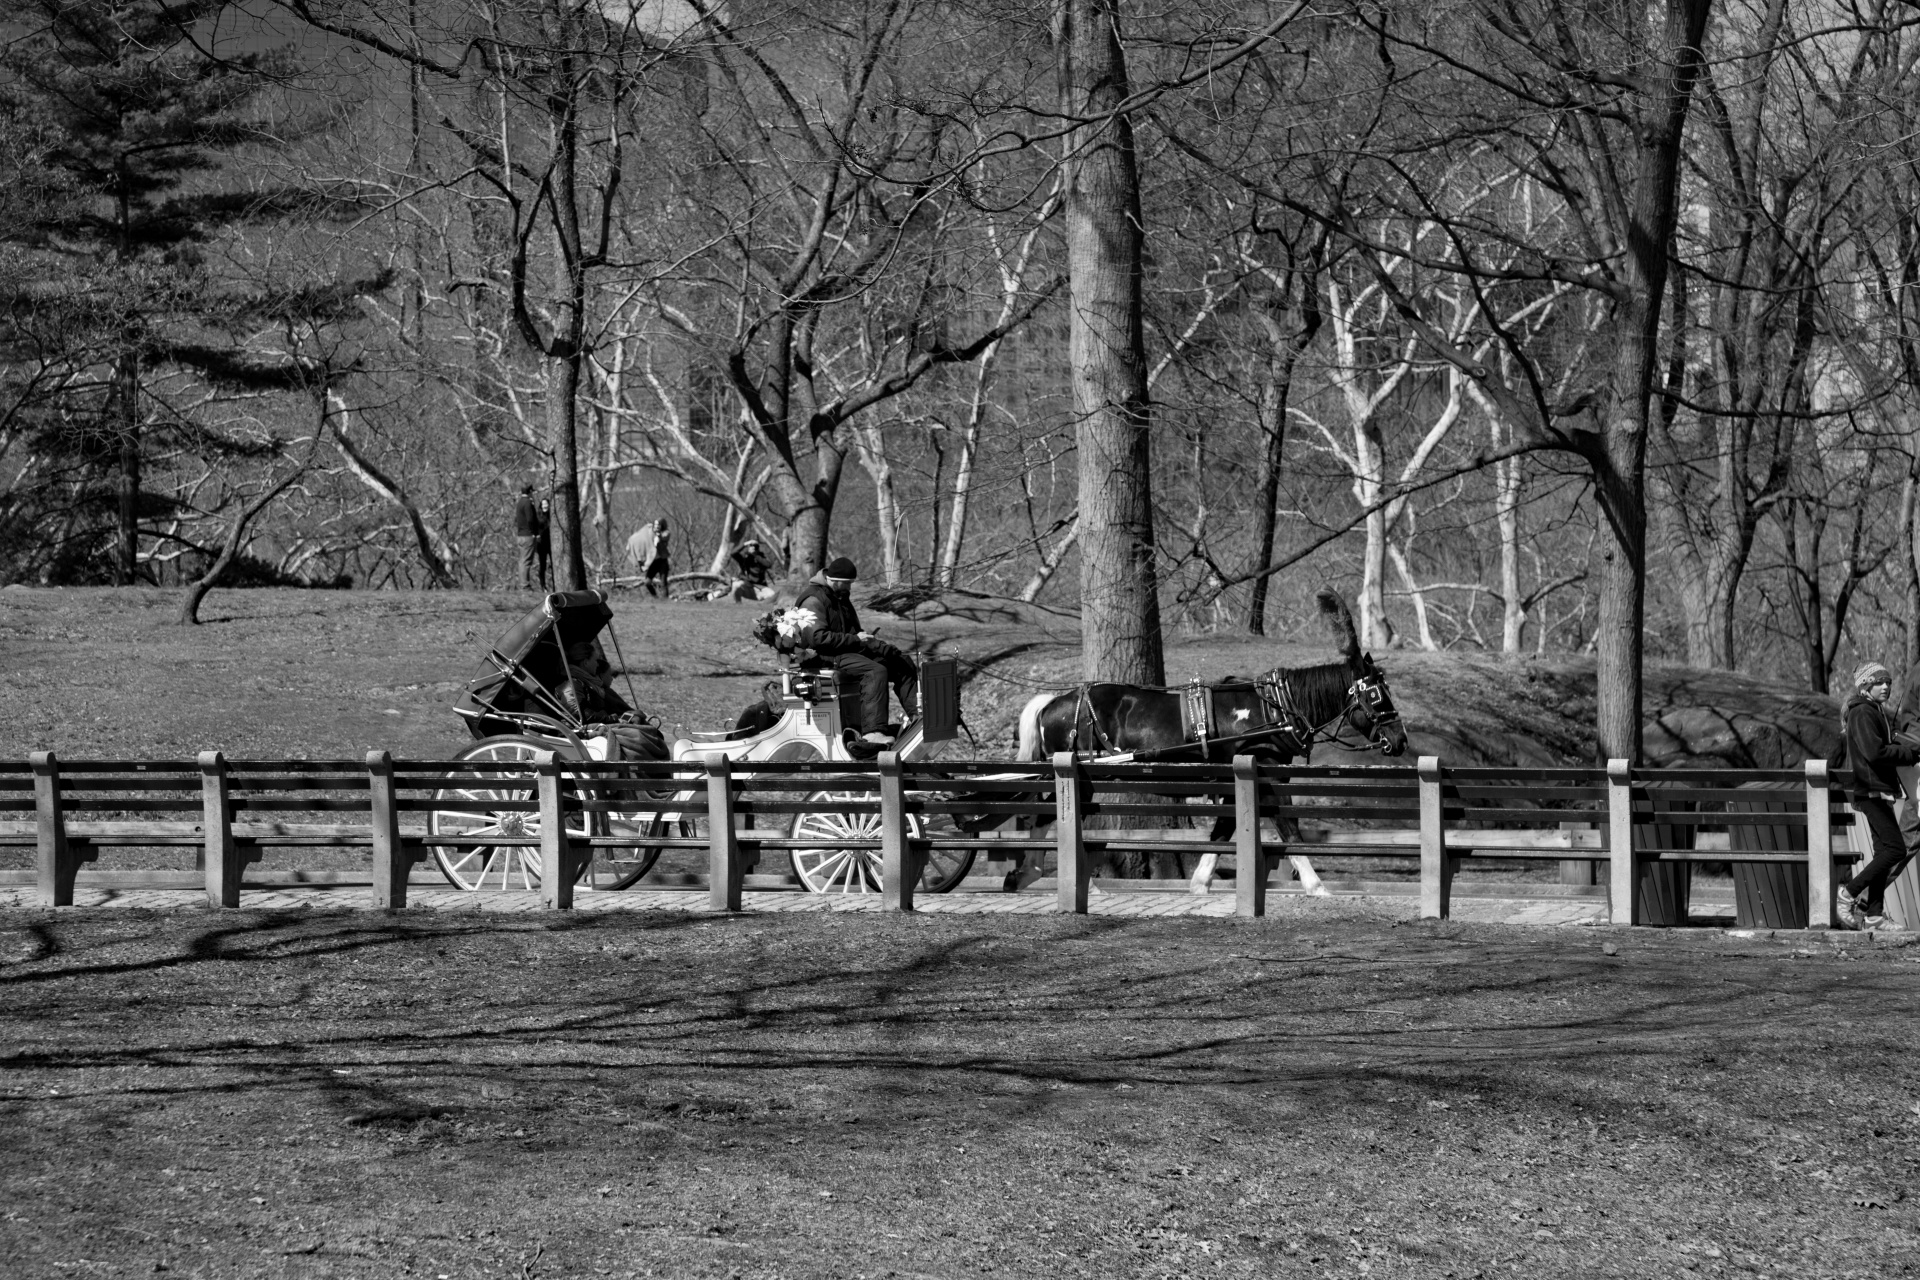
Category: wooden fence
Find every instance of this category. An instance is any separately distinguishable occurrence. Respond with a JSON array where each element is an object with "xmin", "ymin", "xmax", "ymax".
[{"xmin": 0, "ymin": 751, "xmax": 1858, "ymax": 928}]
